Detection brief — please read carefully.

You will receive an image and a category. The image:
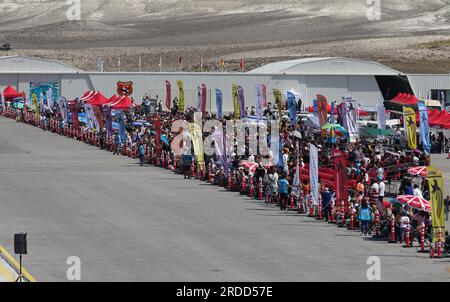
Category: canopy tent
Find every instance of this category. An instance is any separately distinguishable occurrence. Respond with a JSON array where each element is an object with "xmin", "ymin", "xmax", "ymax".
[
  {"xmin": 82, "ymin": 91, "xmax": 109, "ymax": 106},
  {"xmin": 391, "ymin": 93, "xmax": 419, "ymax": 105},
  {"xmin": 80, "ymin": 91, "xmax": 97, "ymax": 101},
  {"xmin": 3, "ymin": 85, "xmax": 24, "ymax": 99},
  {"xmin": 108, "ymin": 95, "xmax": 133, "ymax": 110},
  {"xmin": 430, "ymin": 110, "xmax": 450, "ymax": 128},
  {"xmin": 414, "ymin": 108, "xmax": 450, "ymax": 128},
  {"xmin": 307, "ymin": 104, "xmax": 368, "ymax": 116}
]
